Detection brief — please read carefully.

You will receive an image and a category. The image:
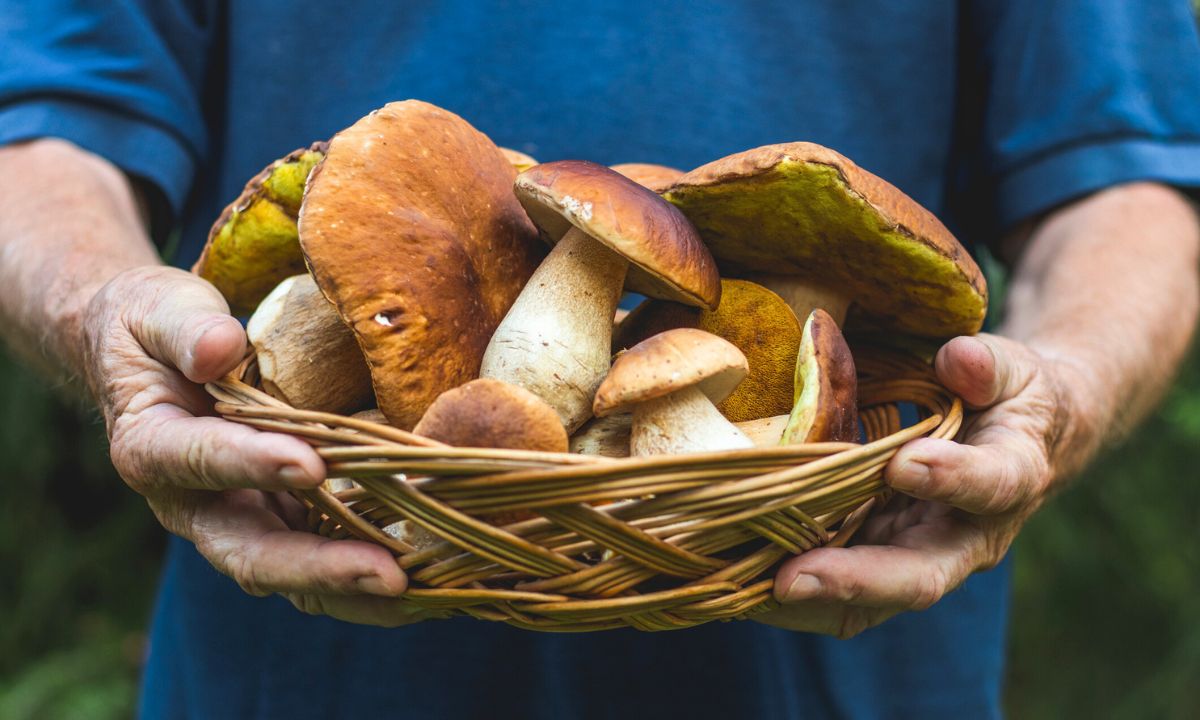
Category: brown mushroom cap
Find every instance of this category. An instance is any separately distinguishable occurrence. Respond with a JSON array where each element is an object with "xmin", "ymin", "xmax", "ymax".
[
  {"xmin": 615, "ymin": 278, "xmax": 802, "ymax": 422},
  {"xmin": 610, "ymin": 163, "xmax": 684, "ymax": 193},
  {"xmin": 594, "ymin": 328, "xmax": 748, "ymax": 417},
  {"xmin": 414, "ymin": 379, "xmax": 568, "ymax": 453},
  {"xmin": 663, "ymin": 142, "xmax": 987, "ymax": 338},
  {"xmin": 299, "ymin": 100, "xmax": 544, "ymax": 428},
  {"xmin": 515, "ymin": 160, "xmax": 721, "ymax": 310},
  {"xmin": 783, "ymin": 309, "xmax": 860, "ymax": 443},
  {"xmin": 194, "ymin": 142, "xmax": 327, "ymax": 315}
]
